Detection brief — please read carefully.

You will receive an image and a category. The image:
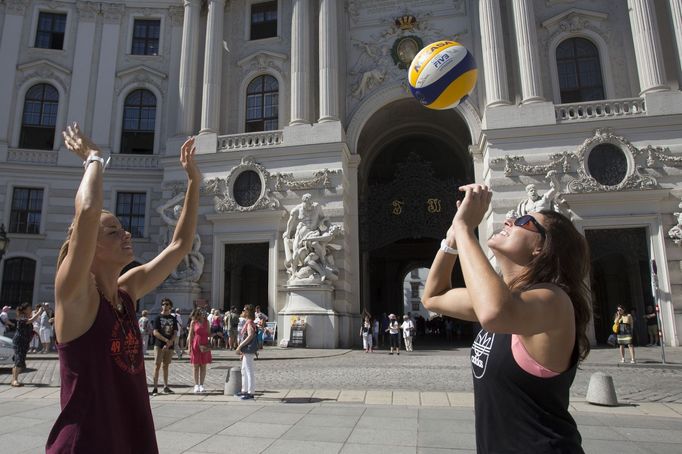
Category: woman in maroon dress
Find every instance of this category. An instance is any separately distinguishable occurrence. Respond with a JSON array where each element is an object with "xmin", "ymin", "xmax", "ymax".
[
  {"xmin": 46, "ymin": 123, "xmax": 201, "ymax": 453},
  {"xmin": 187, "ymin": 308, "xmax": 212, "ymax": 393}
]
